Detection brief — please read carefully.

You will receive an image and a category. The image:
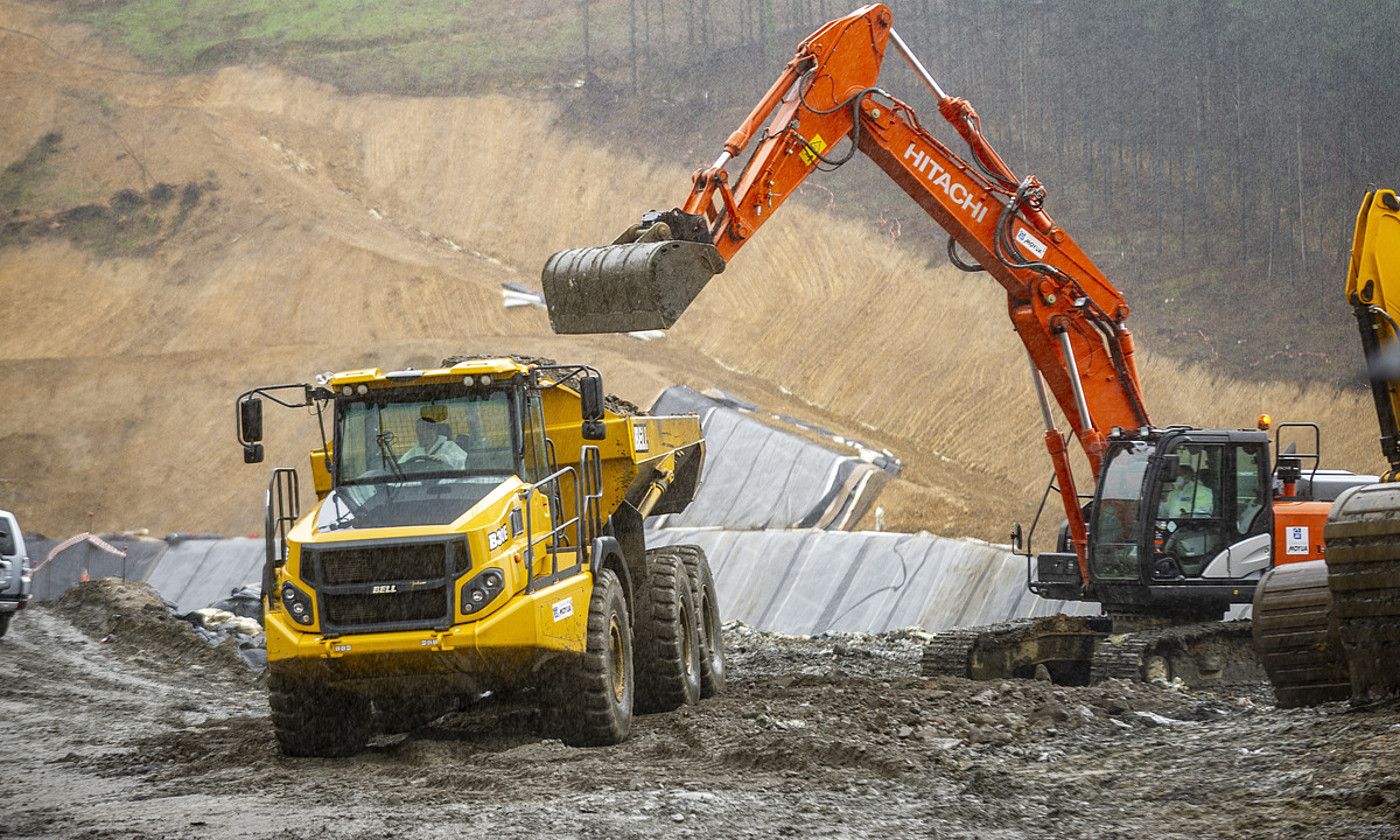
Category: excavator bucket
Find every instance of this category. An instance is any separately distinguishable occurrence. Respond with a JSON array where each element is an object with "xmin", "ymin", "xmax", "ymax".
[{"xmin": 541, "ymin": 240, "xmax": 725, "ymax": 334}]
